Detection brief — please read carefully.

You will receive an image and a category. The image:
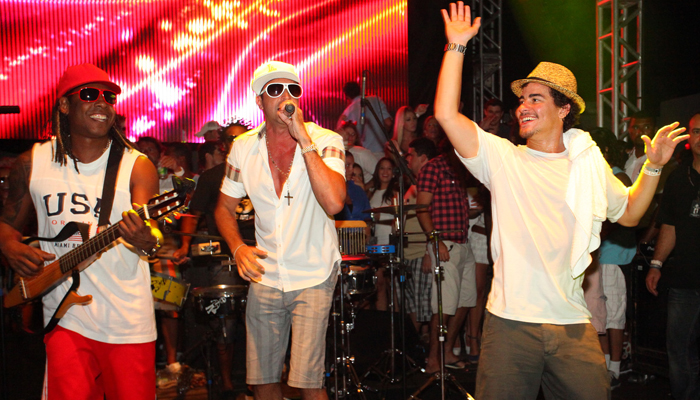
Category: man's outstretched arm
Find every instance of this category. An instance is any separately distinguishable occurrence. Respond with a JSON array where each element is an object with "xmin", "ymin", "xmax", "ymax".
[{"xmin": 434, "ymin": 2, "xmax": 481, "ymax": 159}]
